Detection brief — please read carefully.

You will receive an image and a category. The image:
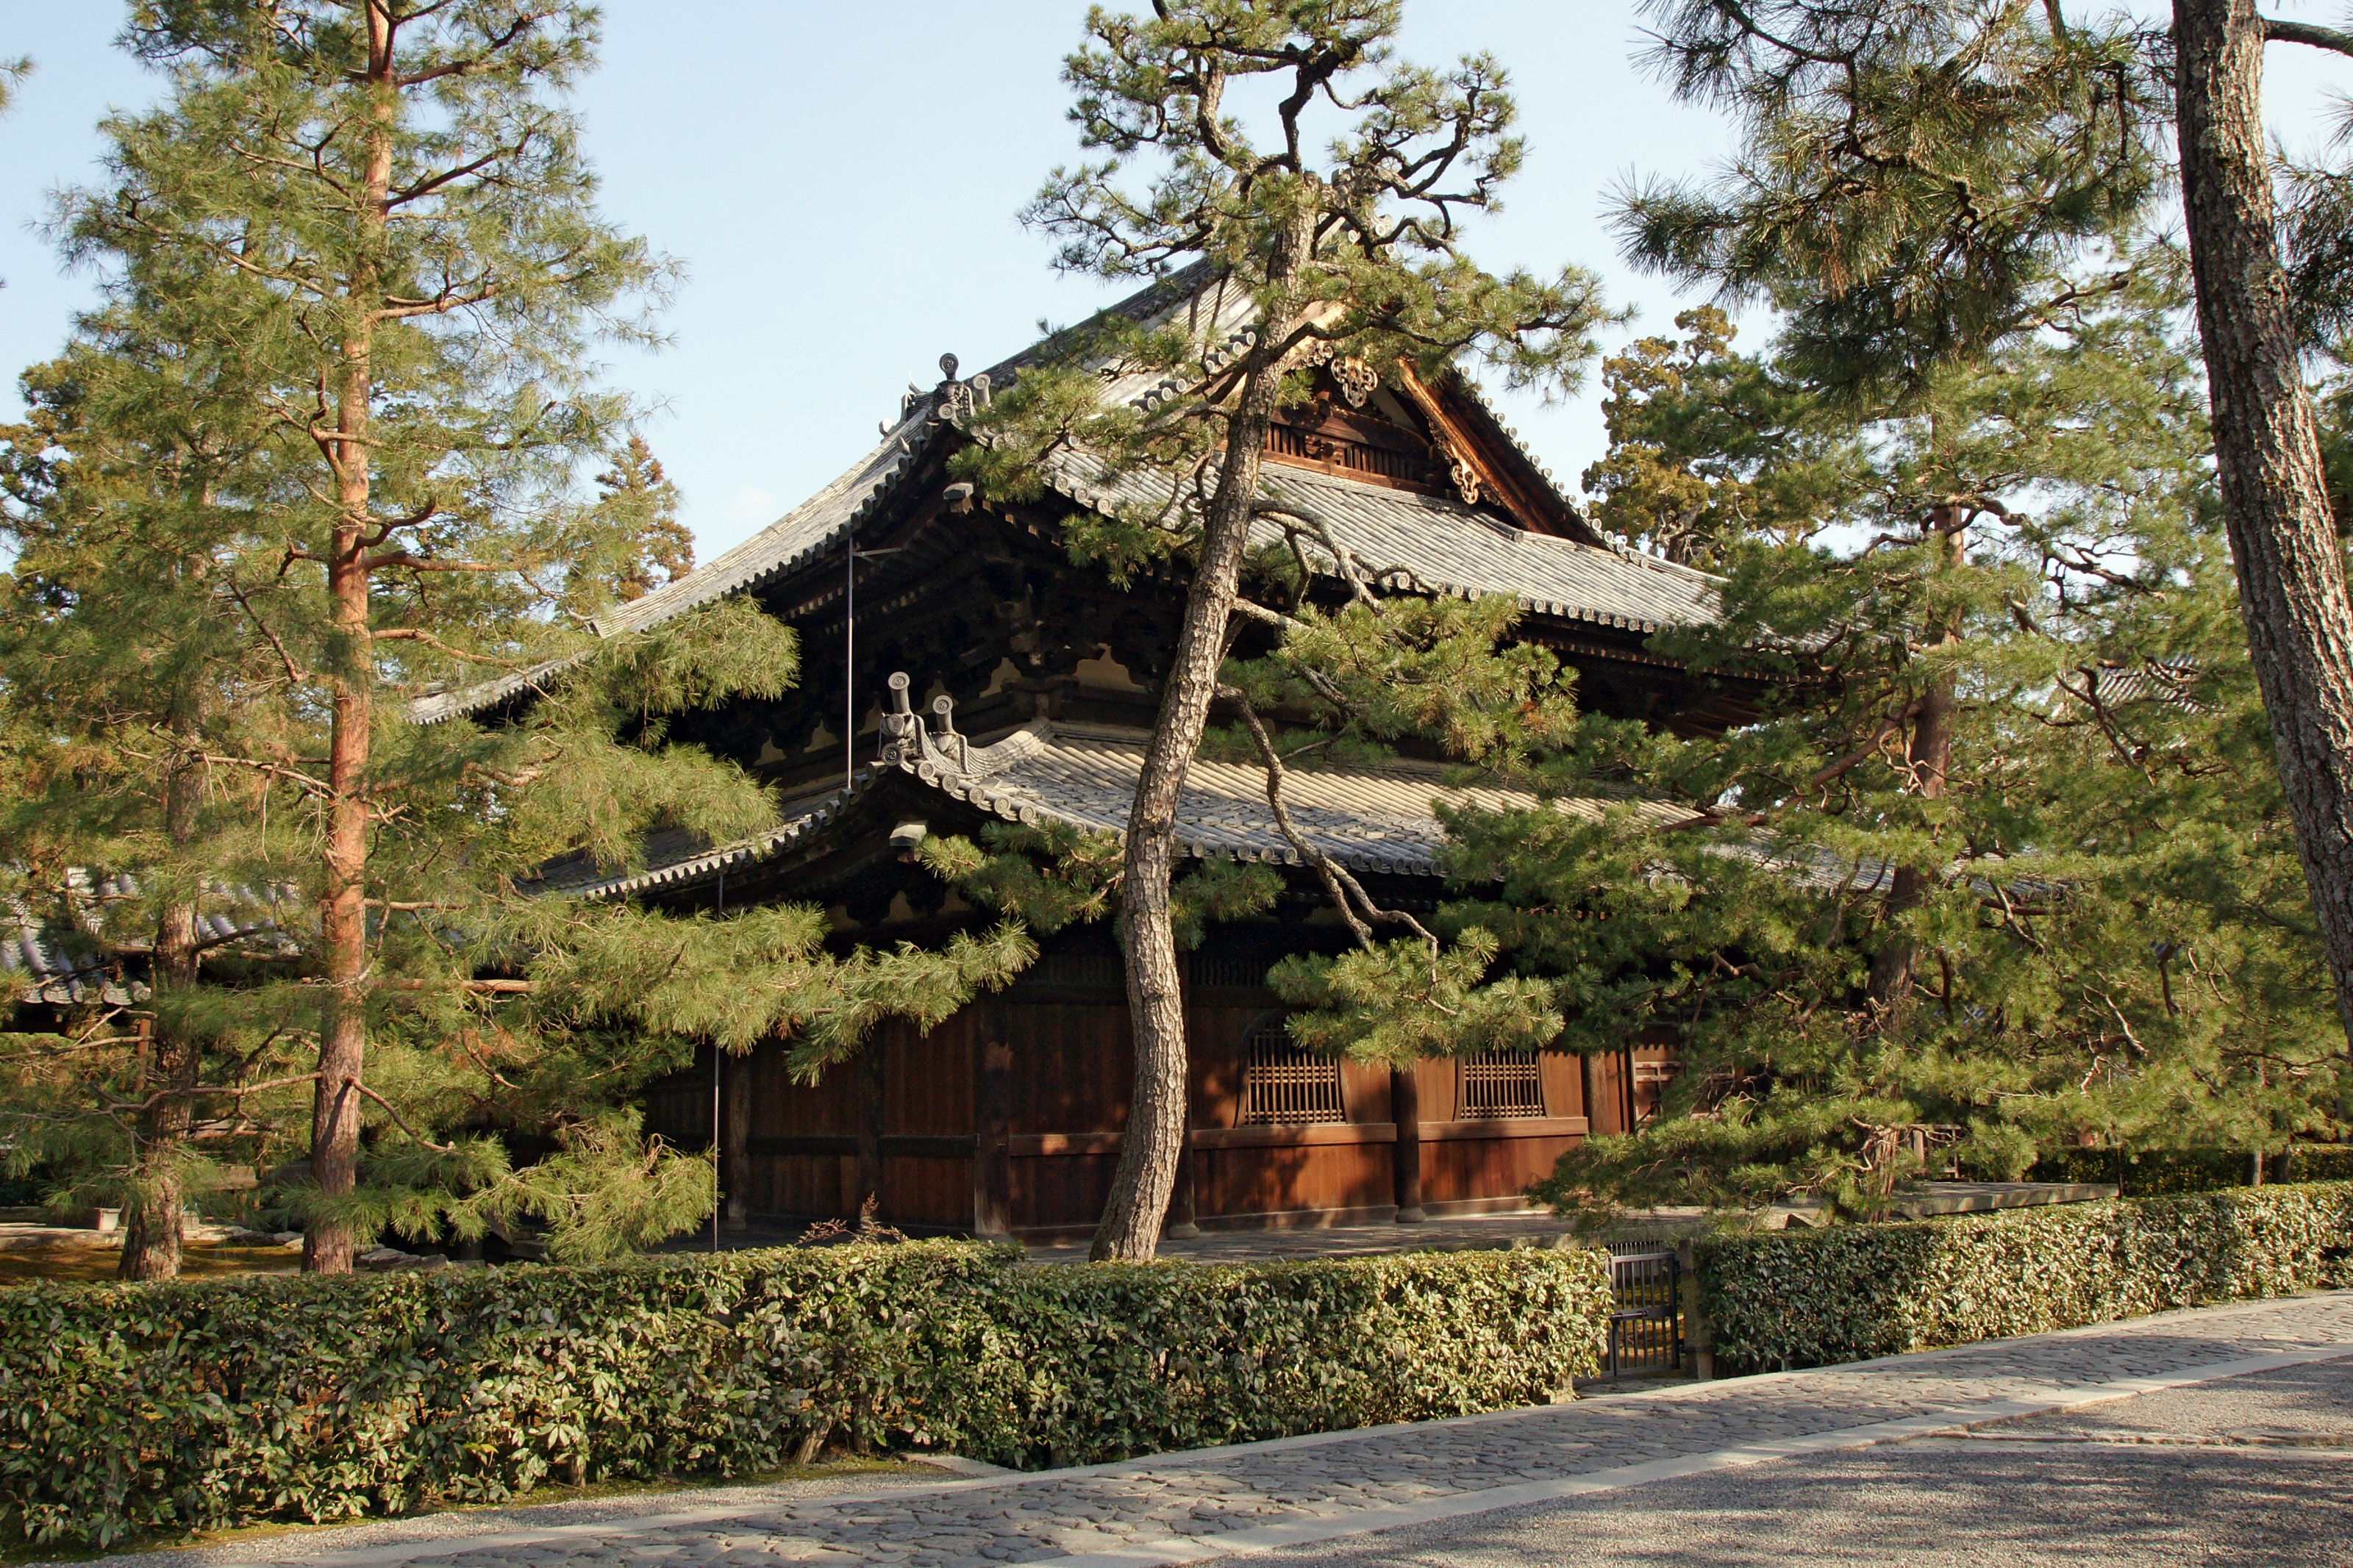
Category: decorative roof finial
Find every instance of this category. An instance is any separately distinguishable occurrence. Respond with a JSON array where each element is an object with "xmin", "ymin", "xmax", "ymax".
[
  {"xmin": 878, "ymin": 672, "xmax": 920, "ymax": 768},
  {"xmin": 930, "ymin": 692, "xmax": 969, "ymax": 768},
  {"xmin": 932, "ymin": 354, "xmax": 983, "ymax": 424}
]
